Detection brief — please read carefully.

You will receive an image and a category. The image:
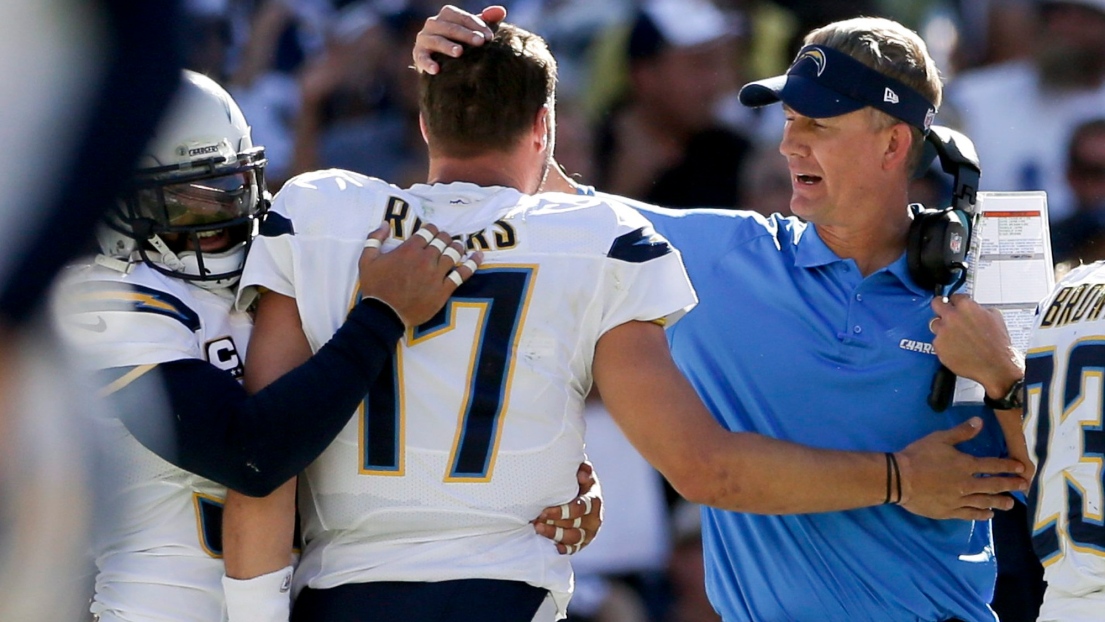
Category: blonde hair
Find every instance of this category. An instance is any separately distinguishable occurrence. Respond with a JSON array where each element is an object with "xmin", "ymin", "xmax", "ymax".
[{"xmin": 805, "ymin": 17, "xmax": 942, "ymax": 168}]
